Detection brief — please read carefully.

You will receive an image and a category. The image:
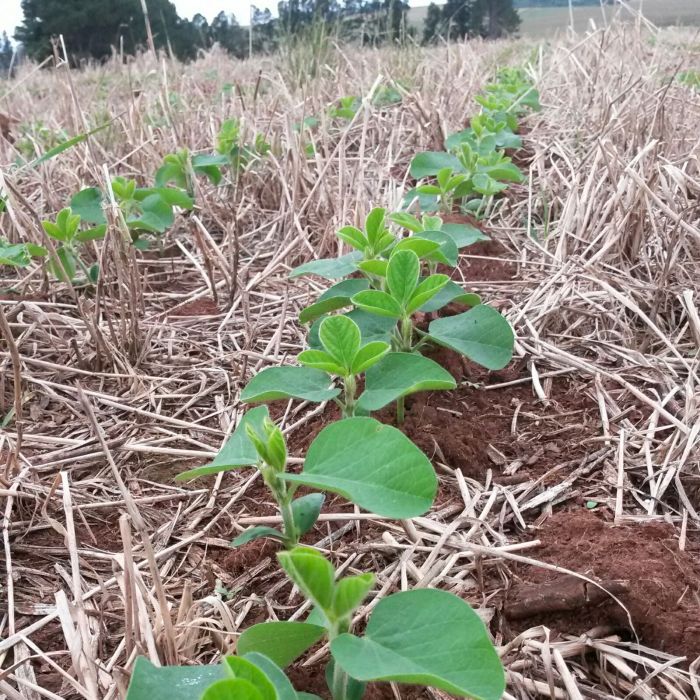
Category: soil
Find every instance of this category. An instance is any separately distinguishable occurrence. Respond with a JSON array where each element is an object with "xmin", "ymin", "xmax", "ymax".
[{"xmin": 504, "ymin": 509, "xmax": 700, "ymax": 658}]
